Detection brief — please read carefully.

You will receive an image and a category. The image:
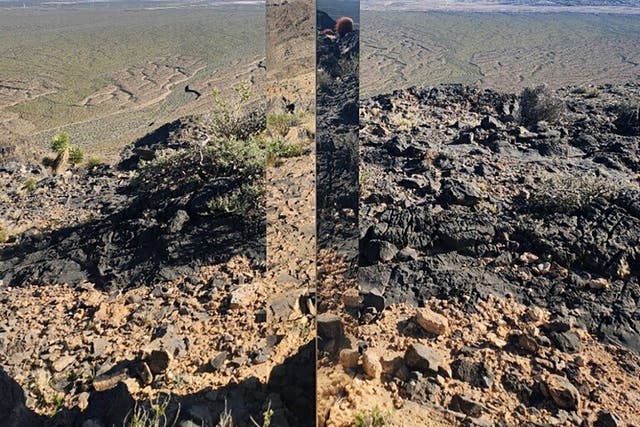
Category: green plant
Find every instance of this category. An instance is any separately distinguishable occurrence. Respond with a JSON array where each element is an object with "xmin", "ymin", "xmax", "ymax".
[
  {"xmin": 125, "ymin": 395, "xmax": 171, "ymax": 427},
  {"xmin": 24, "ymin": 177, "xmax": 37, "ymax": 192},
  {"xmin": 52, "ymin": 394, "xmax": 64, "ymax": 410},
  {"xmin": 265, "ymin": 137, "xmax": 306, "ymax": 167},
  {"xmin": 584, "ymin": 87, "xmax": 601, "ymax": 98},
  {"xmin": 250, "ymin": 401, "xmax": 273, "ymax": 427},
  {"xmin": 69, "ymin": 146, "xmax": 84, "ymax": 166},
  {"xmin": 51, "ymin": 132, "xmax": 69, "ymax": 154},
  {"xmin": 267, "ymin": 112, "xmax": 302, "ymax": 137},
  {"xmin": 208, "ymin": 81, "xmax": 266, "ymax": 140},
  {"xmin": 133, "ymin": 136, "xmax": 265, "ymax": 219},
  {"xmin": 87, "ymin": 157, "xmax": 102, "ymax": 170},
  {"xmin": 525, "ymin": 175, "xmax": 626, "ymax": 215},
  {"xmin": 353, "ymin": 406, "xmax": 388, "ymax": 427},
  {"xmin": 519, "ymin": 85, "xmax": 564, "ymax": 127},
  {"xmin": 216, "ymin": 400, "xmax": 234, "ymax": 427}
]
